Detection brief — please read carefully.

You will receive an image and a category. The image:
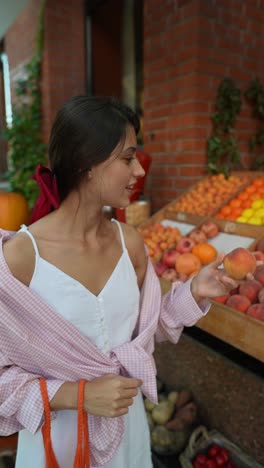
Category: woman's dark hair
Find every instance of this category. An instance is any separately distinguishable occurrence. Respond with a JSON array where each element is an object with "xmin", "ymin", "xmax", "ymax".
[{"xmin": 49, "ymin": 95, "xmax": 140, "ymax": 201}]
